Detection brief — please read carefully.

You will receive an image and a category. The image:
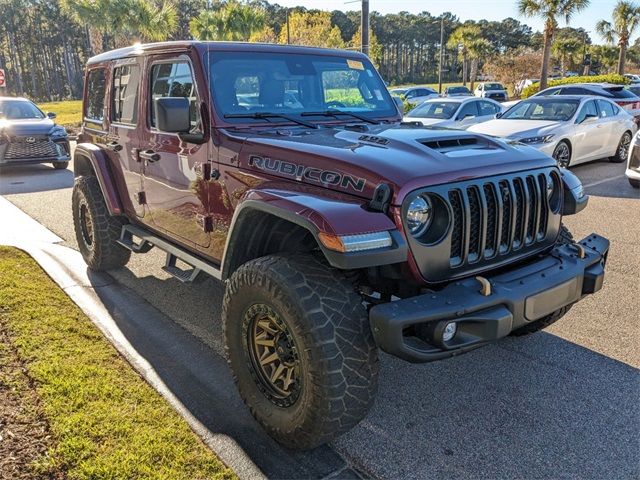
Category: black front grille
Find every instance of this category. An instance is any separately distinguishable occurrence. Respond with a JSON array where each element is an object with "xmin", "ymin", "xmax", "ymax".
[
  {"xmin": 403, "ymin": 167, "xmax": 562, "ymax": 283},
  {"xmin": 5, "ymin": 137, "xmax": 59, "ymax": 159},
  {"xmin": 448, "ymin": 172, "xmax": 556, "ymax": 267}
]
